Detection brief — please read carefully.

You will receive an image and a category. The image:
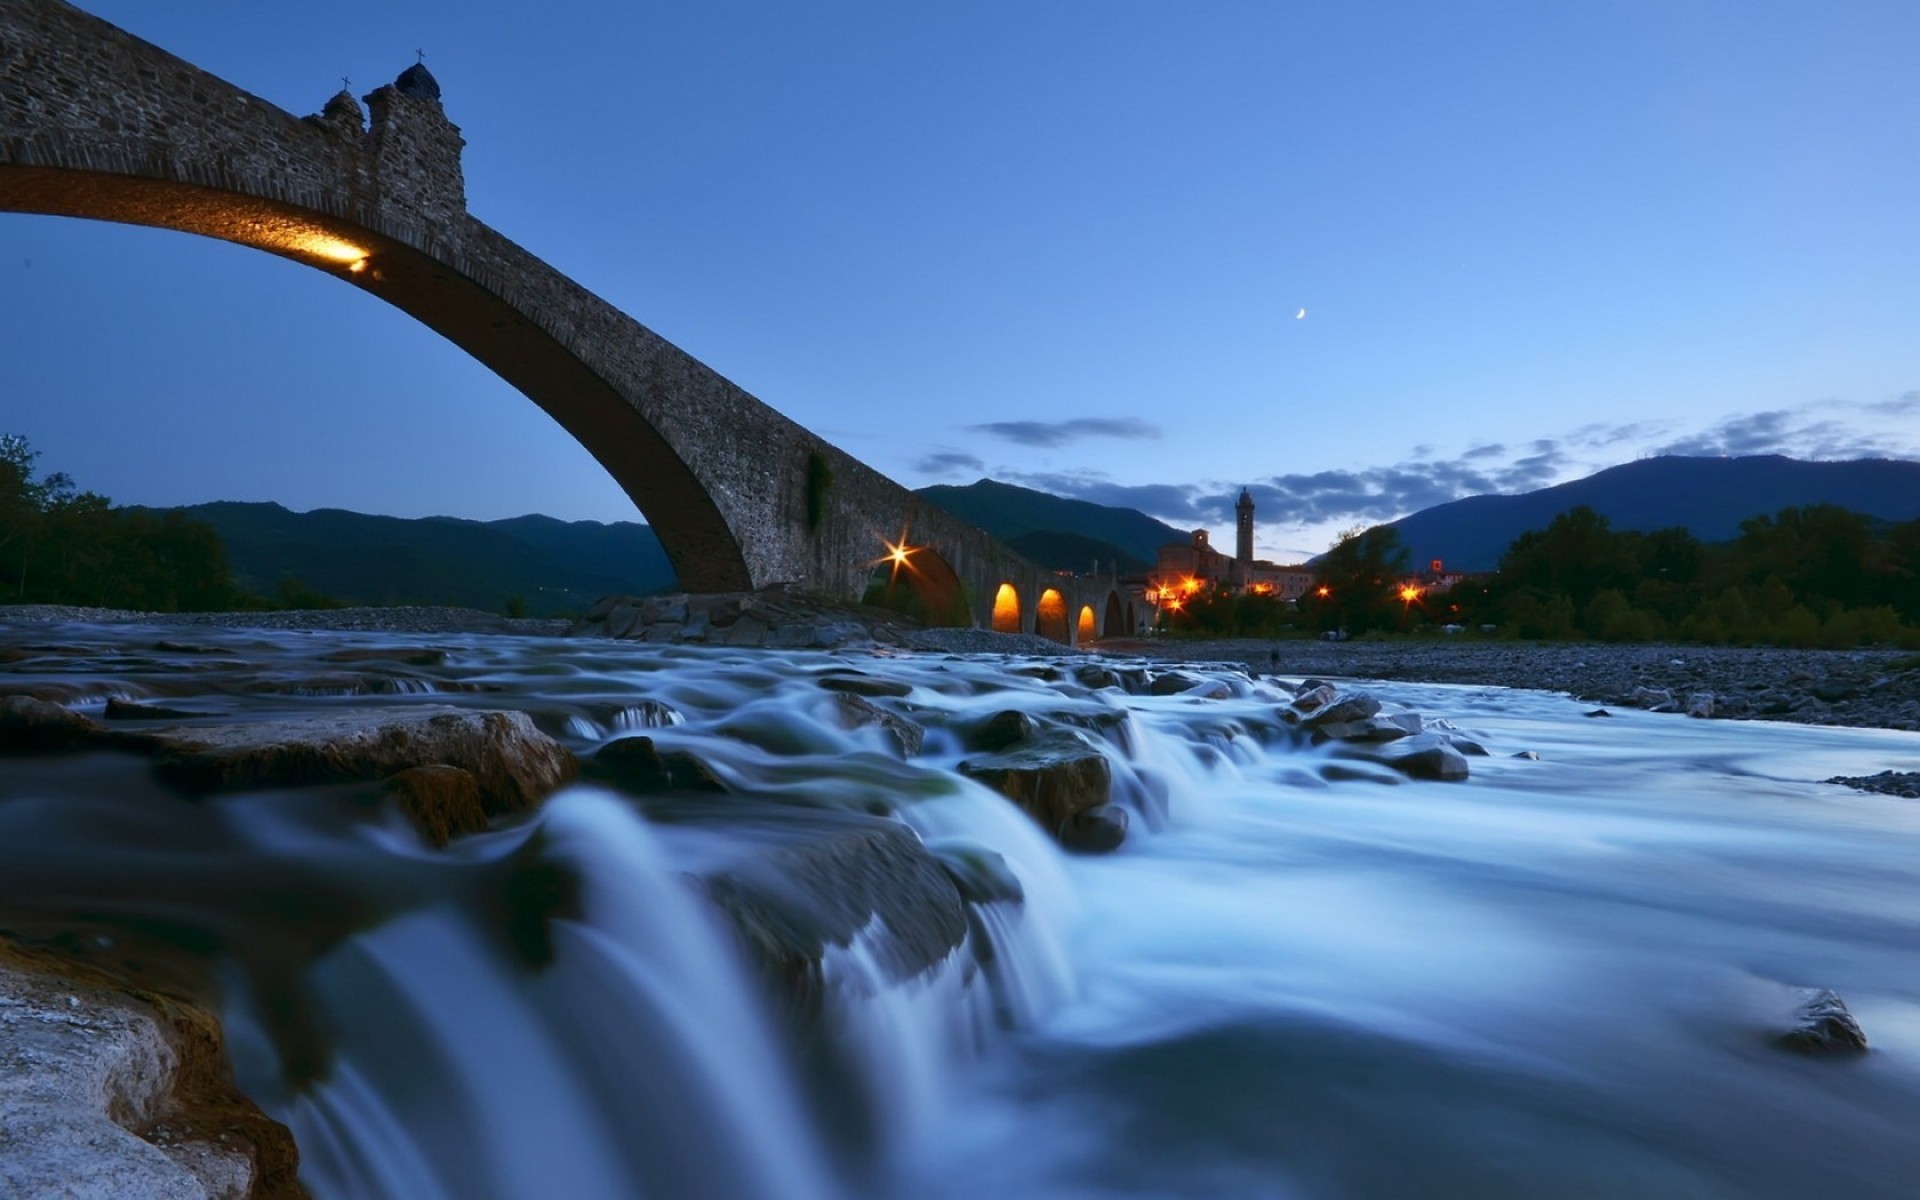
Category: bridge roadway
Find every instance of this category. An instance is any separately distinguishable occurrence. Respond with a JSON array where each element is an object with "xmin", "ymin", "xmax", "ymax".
[{"xmin": 0, "ymin": 0, "xmax": 1143, "ymax": 643}]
